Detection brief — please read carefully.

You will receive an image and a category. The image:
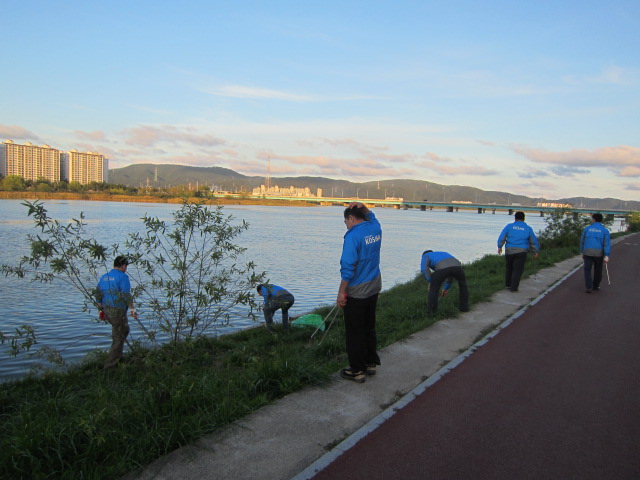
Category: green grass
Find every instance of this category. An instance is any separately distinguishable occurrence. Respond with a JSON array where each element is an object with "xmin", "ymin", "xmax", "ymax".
[{"xmin": 0, "ymin": 244, "xmax": 592, "ymax": 479}]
